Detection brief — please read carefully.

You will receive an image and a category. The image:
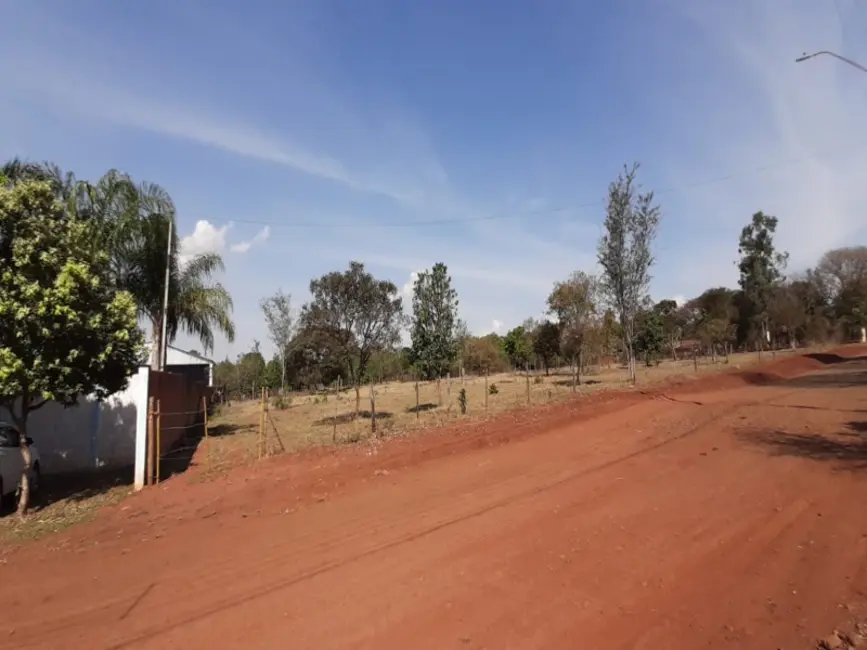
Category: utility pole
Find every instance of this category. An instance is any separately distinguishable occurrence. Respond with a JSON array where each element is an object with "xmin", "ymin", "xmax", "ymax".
[
  {"xmin": 796, "ymin": 51, "xmax": 867, "ymax": 74},
  {"xmin": 160, "ymin": 218, "xmax": 172, "ymax": 371}
]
